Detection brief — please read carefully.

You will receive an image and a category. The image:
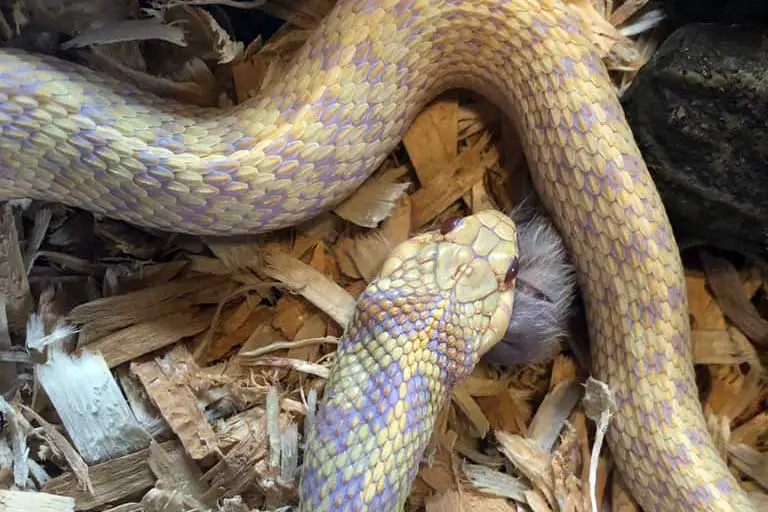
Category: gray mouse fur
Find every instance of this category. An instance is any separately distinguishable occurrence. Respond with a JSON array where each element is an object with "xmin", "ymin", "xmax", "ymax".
[{"xmin": 482, "ymin": 202, "xmax": 578, "ymax": 366}]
